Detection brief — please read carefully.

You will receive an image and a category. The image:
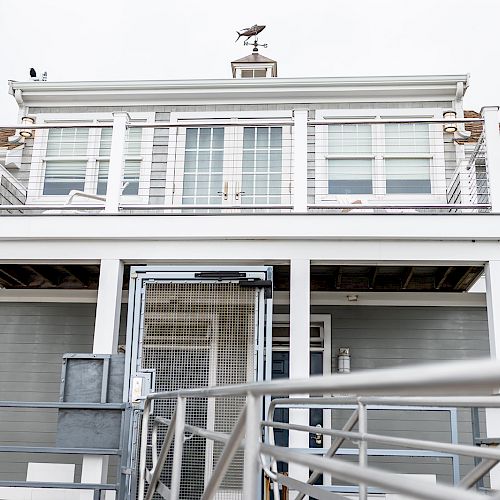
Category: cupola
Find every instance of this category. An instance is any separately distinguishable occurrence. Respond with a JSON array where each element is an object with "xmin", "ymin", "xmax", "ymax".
[
  {"xmin": 231, "ymin": 52, "xmax": 278, "ymax": 79},
  {"xmin": 231, "ymin": 24, "xmax": 277, "ymax": 78}
]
